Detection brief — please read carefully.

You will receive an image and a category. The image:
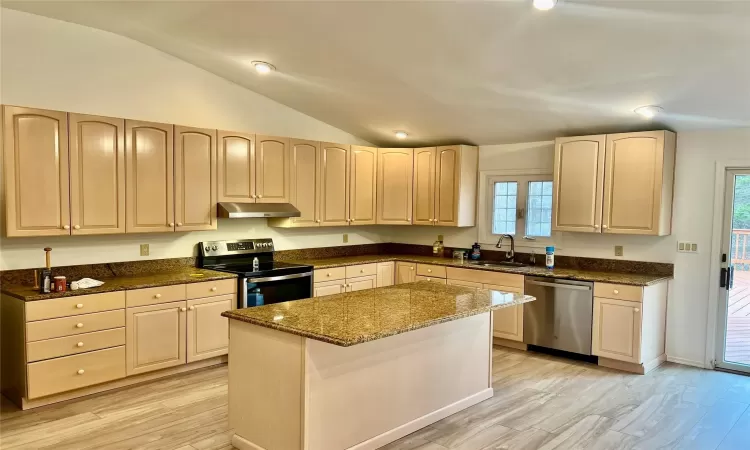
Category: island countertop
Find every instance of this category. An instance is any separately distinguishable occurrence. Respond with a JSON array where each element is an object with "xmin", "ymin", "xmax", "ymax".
[{"xmin": 222, "ymin": 281, "xmax": 535, "ymax": 346}]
